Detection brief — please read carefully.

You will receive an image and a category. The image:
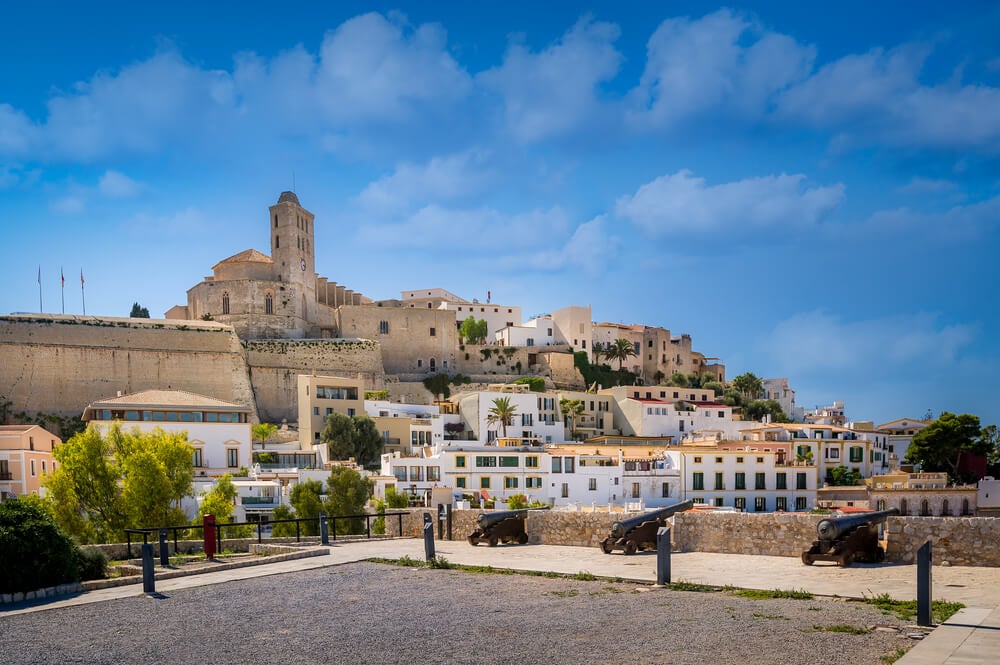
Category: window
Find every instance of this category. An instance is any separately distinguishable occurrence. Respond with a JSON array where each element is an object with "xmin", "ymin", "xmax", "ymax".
[
  {"xmin": 719, "ymin": 411, "xmax": 725, "ymax": 418},
  {"xmin": 631, "ymin": 482, "xmax": 640, "ymax": 498},
  {"xmin": 714, "ymin": 498, "xmax": 724, "ymax": 507},
  {"xmin": 379, "ymin": 320, "xmax": 389, "ymax": 334},
  {"xmin": 776, "ymin": 473, "xmax": 787, "ymax": 490},
  {"xmin": 429, "ymin": 358, "xmax": 436, "ymax": 372},
  {"xmin": 429, "ymin": 327, "xmax": 436, "ymax": 337},
  {"xmin": 525, "ymin": 477, "xmax": 542, "ymax": 489},
  {"xmin": 222, "ymin": 292, "xmax": 230, "ymax": 315},
  {"xmin": 849, "ymin": 446, "xmax": 863, "ymax": 463},
  {"xmin": 521, "ymin": 413, "xmax": 533, "ymax": 426},
  {"xmin": 313, "ymin": 407, "xmax": 319, "ymax": 416},
  {"xmin": 796, "ymin": 472, "xmax": 807, "ymax": 490},
  {"xmin": 456, "ymin": 477, "xmax": 467, "ymax": 489},
  {"xmin": 756, "ymin": 457, "xmax": 764, "ymax": 464},
  {"xmin": 661, "ymin": 482, "xmax": 670, "ymax": 498},
  {"xmin": 505, "ymin": 477, "xmax": 519, "ymax": 489},
  {"xmin": 551, "ymin": 457, "xmax": 562, "ymax": 473},
  {"xmin": 561, "ymin": 483, "xmax": 569, "ymax": 498},
  {"xmin": 499, "ymin": 456, "xmax": 519, "ymax": 468},
  {"xmin": 265, "ymin": 292, "xmax": 273, "ymax": 315},
  {"xmin": 564, "ymin": 458, "xmax": 575, "ymax": 473},
  {"xmin": 795, "ymin": 497, "xmax": 808, "ymax": 511},
  {"xmin": 409, "ymin": 466, "xmax": 423, "ymax": 482},
  {"xmin": 693, "ymin": 456, "xmax": 702, "ymax": 463},
  {"xmin": 715, "ymin": 457, "xmax": 723, "ymax": 463},
  {"xmin": 480, "ymin": 477, "xmax": 491, "ymax": 489},
  {"xmin": 227, "ymin": 449, "xmax": 239, "ymax": 468},
  {"xmin": 825, "ymin": 447, "xmax": 840, "ymax": 460},
  {"xmin": 714, "ymin": 472, "xmax": 724, "ymax": 490},
  {"xmin": 692, "ymin": 472, "xmax": 704, "ymax": 491},
  {"xmin": 755, "ymin": 496, "xmax": 766, "ymax": 512},
  {"xmin": 899, "ymin": 498, "xmax": 908, "ymax": 515},
  {"xmin": 30, "ymin": 459, "xmax": 36, "ymax": 476},
  {"xmin": 755, "ymin": 472, "xmax": 766, "ymax": 490},
  {"xmin": 193, "ymin": 449, "xmax": 203, "ymax": 467},
  {"xmin": 735, "ymin": 472, "xmax": 746, "ymax": 490},
  {"xmin": 455, "ymin": 455, "xmax": 466, "ymax": 468},
  {"xmin": 589, "ymin": 478, "xmax": 597, "ymax": 491},
  {"xmin": 476, "ymin": 456, "xmax": 497, "ymax": 467},
  {"xmin": 734, "ymin": 497, "xmax": 746, "ymax": 511},
  {"xmin": 527, "ymin": 338, "xmax": 534, "ymax": 346},
  {"xmin": 776, "ymin": 496, "xmax": 787, "ymax": 511},
  {"xmin": 525, "ymin": 456, "xmax": 539, "ymax": 468}
]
